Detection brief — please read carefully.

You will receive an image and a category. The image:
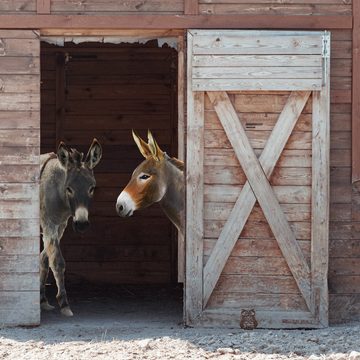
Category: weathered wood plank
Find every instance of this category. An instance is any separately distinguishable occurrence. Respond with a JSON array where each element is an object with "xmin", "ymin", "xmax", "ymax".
[
  {"xmin": 0, "ymin": 255, "xmax": 39, "ymax": 272},
  {"xmin": 193, "ymin": 78, "xmax": 322, "ymax": 91},
  {"xmin": 192, "ymin": 33, "xmax": 323, "ymax": 55},
  {"xmin": 204, "ymin": 184, "xmax": 311, "ymax": 204},
  {"xmin": 0, "ymin": 183, "xmax": 38, "ymax": 201},
  {"xmin": 0, "ymin": 165, "xmax": 39, "ymax": 183},
  {"xmin": 185, "ymin": 31, "xmax": 203, "ymax": 324},
  {"xmin": 194, "ymin": 66, "xmax": 322, "ymax": 79},
  {"xmin": 0, "ymin": 146, "xmax": 39, "ymax": 165},
  {"xmin": 0, "ymin": 57, "xmax": 39, "ymax": 75},
  {"xmin": 0, "ymin": 238, "xmax": 38, "ymax": 255},
  {"xmin": 0, "ymin": 94, "xmax": 40, "ymax": 111},
  {"xmin": 184, "ymin": 0, "xmax": 198, "ymax": 14},
  {"xmin": 0, "ymin": 129, "xmax": 40, "ymax": 147},
  {"xmin": 0, "ymin": 273, "xmax": 39, "ymax": 291},
  {"xmin": 311, "ymin": 52, "xmax": 330, "ymax": 325},
  {"xmin": 193, "ymin": 54, "xmax": 322, "ymax": 67},
  {"xmin": 199, "ymin": 309, "xmax": 320, "ymax": 329},
  {"xmin": 37, "ymin": 0, "xmax": 50, "ymax": 14},
  {"xmin": 0, "ymin": 219, "xmax": 39, "ymax": 237},
  {"xmin": 207, "ymin": 292, "xmax": 308, "ymax": 312},
  {"xmin": 203, "ymin": 91, "xmax": 311, "ymax": 308},
  {"xmin": 0, "ymin": 39, "xmax": 39, "ymax": 57},
  {"xmin": 352, "ymin": 0, "xmax": 360, "ymax": 182},
  {"xmin": 0, "ymin": 291, "xmax": 39, "ymax": 326},
  {"xmin": 0, "ymin": 200, "xmax": 40, "ymax": 219},
  {"xmin": 204, "ymin": 238, "xmax": 310, "ymax": 258},
  {"xmin": 0, "ymin": 75, "xmax": 39, "ymax": 93}
]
